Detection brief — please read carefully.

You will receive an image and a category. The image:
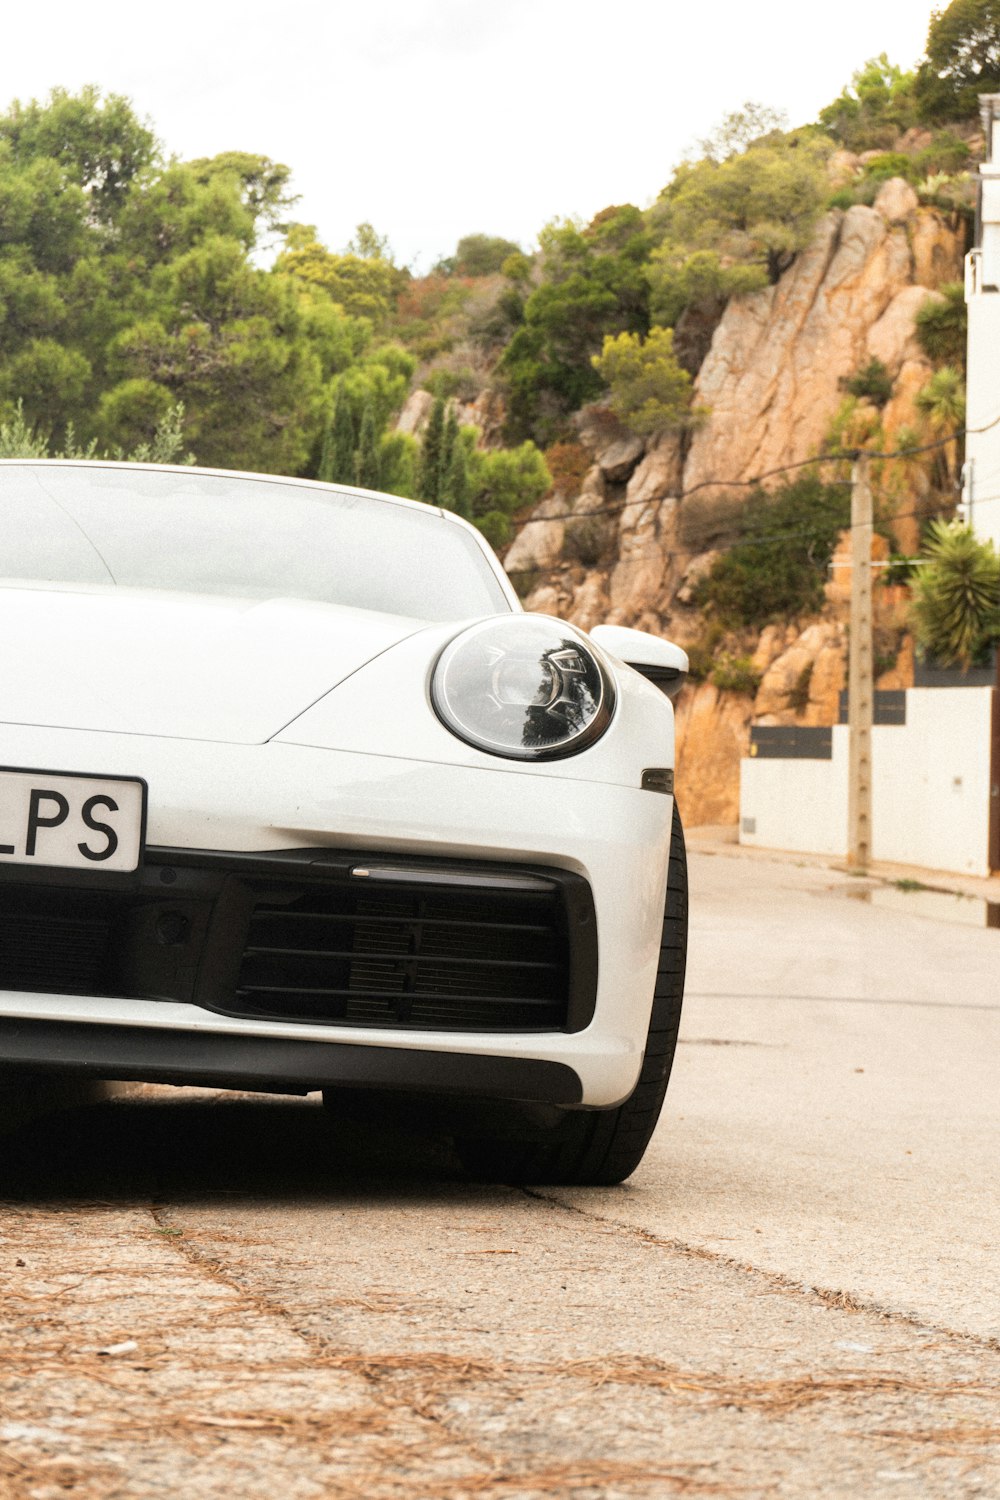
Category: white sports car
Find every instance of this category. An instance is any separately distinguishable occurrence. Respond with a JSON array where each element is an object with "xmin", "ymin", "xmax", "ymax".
[{"xmin": 0, "ymin": 461, "xmax": 688, "ymax": 1184}]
